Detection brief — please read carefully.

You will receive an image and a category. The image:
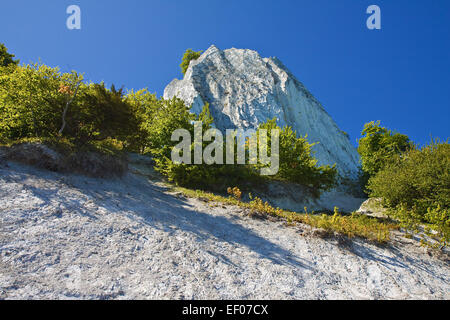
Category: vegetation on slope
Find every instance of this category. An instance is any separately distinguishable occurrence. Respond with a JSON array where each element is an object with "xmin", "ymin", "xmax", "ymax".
[
  {"xmin": 172, "ymin": 186, "xmax": 398, "ymax": 244},
  {"xmin": 358, "ymin": 121, "xmax": 449, "ymax": 248},
  {"xmin": 1, "ymin": 43, "xmax": 448, "ymax": 247}
]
